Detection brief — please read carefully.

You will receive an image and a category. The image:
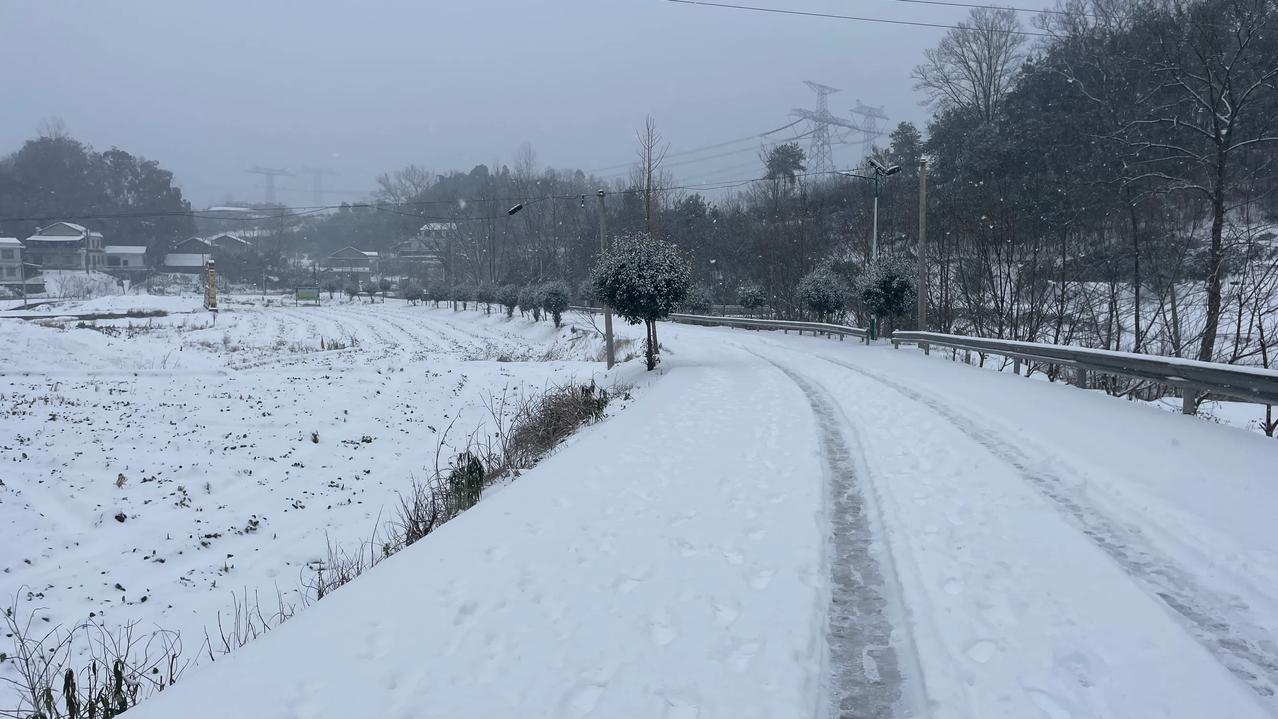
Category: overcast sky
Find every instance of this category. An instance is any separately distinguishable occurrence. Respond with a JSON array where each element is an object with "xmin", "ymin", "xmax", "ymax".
[{"xmin": 0, "ymin": 0, "xmax": 1053, "ymax": 207}]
